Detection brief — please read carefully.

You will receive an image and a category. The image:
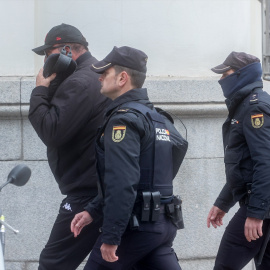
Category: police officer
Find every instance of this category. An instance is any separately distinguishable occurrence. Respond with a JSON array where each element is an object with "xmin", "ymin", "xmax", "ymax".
[
  {"xmin": 29, "ymin": 24, "xmax": 111, "ymax": 270},
  {"xmin": 207, "ymin": 52, "xmax": 270, "ymax": 269},
  {"xmin": 71, "ymin": 46, "xmax": 186, "ymax": 269}
]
